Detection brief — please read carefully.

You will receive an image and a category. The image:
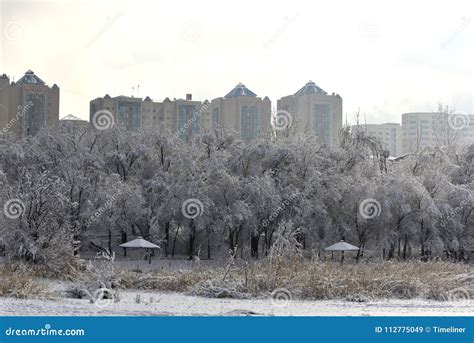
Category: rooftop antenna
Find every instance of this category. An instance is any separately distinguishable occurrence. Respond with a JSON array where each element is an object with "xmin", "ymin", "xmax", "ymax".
[
  {"xmin": 137, "ymin": 85, "xmax": 140, "ymax": 97},
  {"xmin": 132, "ymin": 86, "xmax": 135, "ymax": 98}
]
